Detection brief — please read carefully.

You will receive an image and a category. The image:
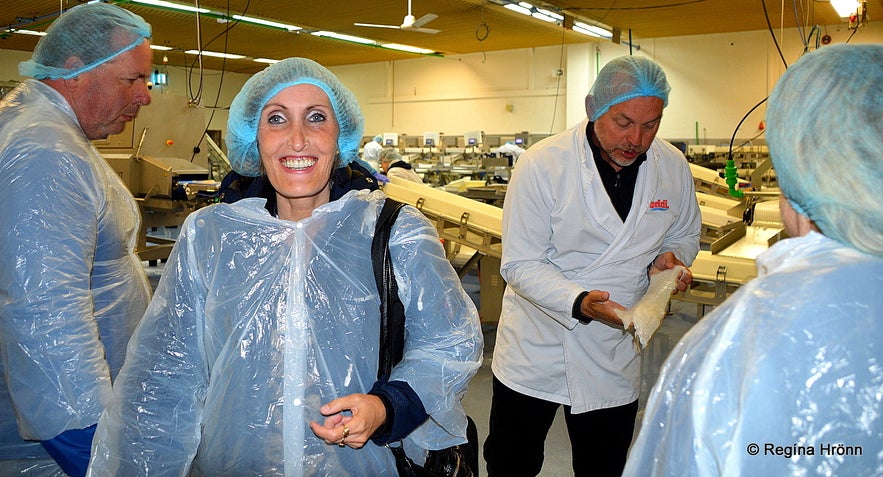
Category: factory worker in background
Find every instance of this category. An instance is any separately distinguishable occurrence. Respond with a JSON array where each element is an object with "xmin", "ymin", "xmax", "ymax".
[
  {"xmin": 623, "ymin": 43, "xmax": 883, "ymax": 477},
  {"xmin": 88, "ymin": 57, "xmax": 483, "ymax": 476},
  {"xmin": 496, "ymin": 140, "xmax": 525, "ymax": 164},
  {"xmin": 379, "ymin": 147, "xmax": 424, "ymax": 183},
  {"xmin": 484, "ymin": 55, "xmax": 701, "ymax": 477},
  {"xmin": 0, "ymin": 4, "xmax": 153, "ymax": 476},
  {"xmin": 362, "ymin": 133, "xmax": 384, "ymax": 171}
]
